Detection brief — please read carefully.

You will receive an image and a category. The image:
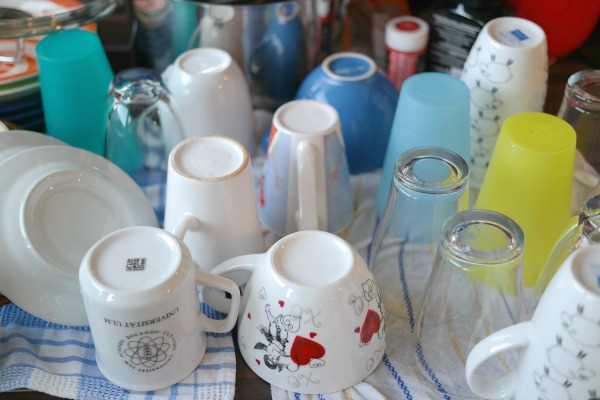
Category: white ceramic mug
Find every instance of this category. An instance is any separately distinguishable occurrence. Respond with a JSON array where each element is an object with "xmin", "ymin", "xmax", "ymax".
[
  {"xmin": 161, "ymin": 47, "xmax": 255, "ymax": 156},
  {"xmin": 79, "ymin": 225, "xmax": 241, "ymax": 392},
  {"xmin": 163, "ymin": 135, "xmax": 263, "ymax": 273},
  {"xmin": 208, "ymin": 230, "xmax": 386, "ymax": 394},
  {"xmin": 258, "ymin": 99, "xmax": 353, "ymax": 236},
  {"xmin": 466, "ymin": 244, "xmax": 600, "ymax": 400}
]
